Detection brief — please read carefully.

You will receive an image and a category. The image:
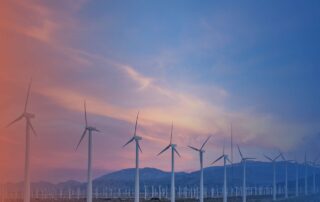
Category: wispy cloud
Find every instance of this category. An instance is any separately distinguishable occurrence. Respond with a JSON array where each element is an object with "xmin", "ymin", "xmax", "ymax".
[{"xmin": 1, "ymin": 0, "xmax": 319, "ymax": 183}]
